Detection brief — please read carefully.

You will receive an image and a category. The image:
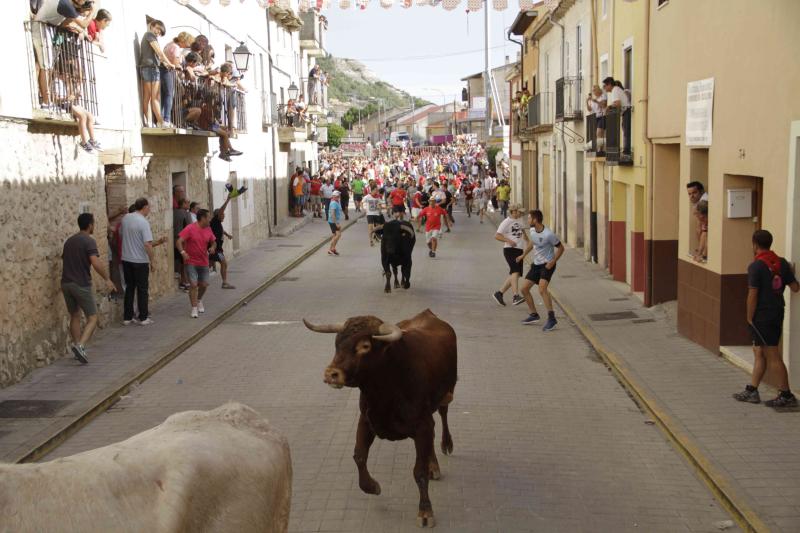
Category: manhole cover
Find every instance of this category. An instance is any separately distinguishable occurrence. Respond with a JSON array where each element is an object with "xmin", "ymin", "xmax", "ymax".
[
  {"xmin": 0, "ymin": 400, "xmax": 71, "ymax": 418},
  {"xmin": 277, "ymin": 244, "xmax": 304, "ymax": 248},
  {"xmin": 588, "ymin": 311, "xmax": 638, "ymax": 322},
  {"xmin": 609, "ymin": 297, "xmax": 629, "ymax": 301},
  {"xmin": 632, "ymin": 318, "xmax": 656, "ymax": 324},
  {"xmin": 279, "ymin": 277, "xmax": 299, "ymax": 282}
]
